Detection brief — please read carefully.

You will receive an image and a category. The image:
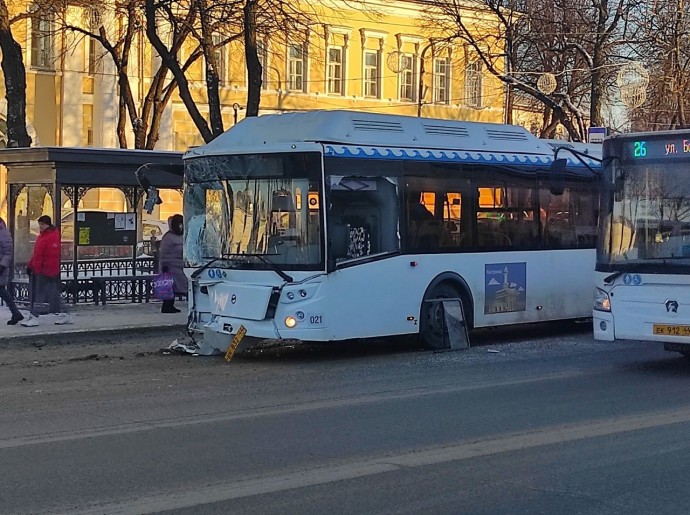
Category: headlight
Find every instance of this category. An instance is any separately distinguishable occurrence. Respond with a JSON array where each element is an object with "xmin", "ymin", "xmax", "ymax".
[
  {"xmin": 284, "ymin": 316, "xmax": 297, "ymax": 328},
  {"xmin": 594, "ymin": 288, "xmax": 611, "ymax": 312}
]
